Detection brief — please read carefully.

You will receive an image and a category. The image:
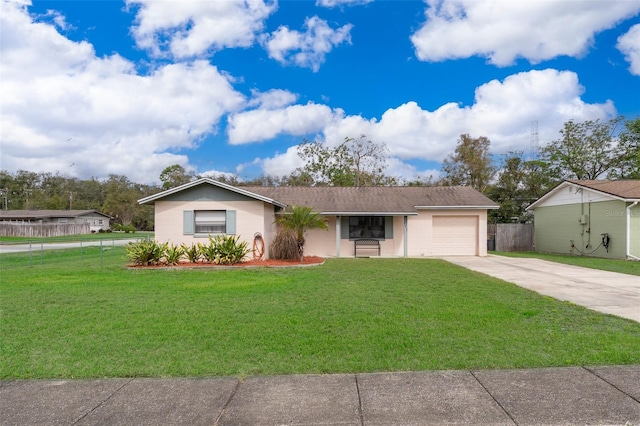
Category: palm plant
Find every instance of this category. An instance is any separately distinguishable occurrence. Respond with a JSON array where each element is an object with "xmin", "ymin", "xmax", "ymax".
[{"xmin": 275, "ymin": 205, "xmax": 328, "ymax": 262}]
